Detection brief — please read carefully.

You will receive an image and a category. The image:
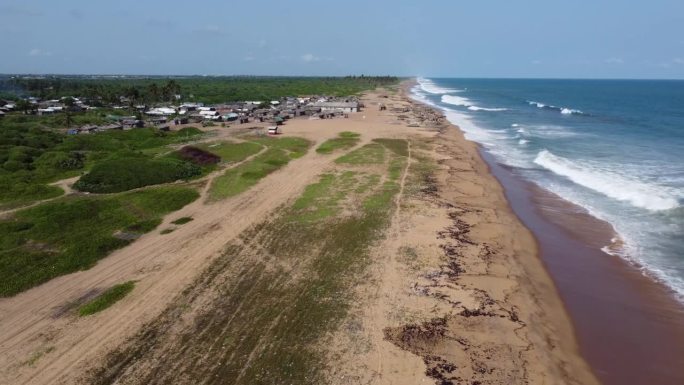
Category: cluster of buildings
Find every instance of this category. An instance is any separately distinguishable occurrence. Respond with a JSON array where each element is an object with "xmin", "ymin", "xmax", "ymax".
[
  {"xmin": 0, "ymin": 95, "xmax": 362, "ymax": 133},
  {"xmin": 146, "ymin": 97, "xmax": 362, "ymax": 124}
]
